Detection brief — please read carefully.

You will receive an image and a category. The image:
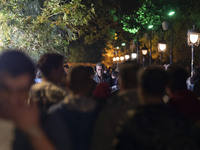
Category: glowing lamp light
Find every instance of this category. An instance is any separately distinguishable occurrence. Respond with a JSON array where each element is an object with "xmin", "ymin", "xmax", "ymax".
[
  {"xmin": 168, "ymin": 11, "xmax": 175, "ymax": 16},
  {"xmin": 117, "ymin": 47, "xmax": 120, "ymax": 49},
  {"xmin": 125, "ymin": 55, "xmax": 130, "ymax": 60},
  {"xmin": 148, "ymin": 25, "xmax": 153, "ymax": 29},
  {"xmin": 121, "ymin": 43, "xmax": 126, "ymax": 46},
  {"xmin": 120, "ymin": 56, "xmax": 124, "ymax": 61},
  {"xmin": 131, "ymin": 53, "xmax": 137, "ymax": 59},
  {"xmin": 142, "ymin": 49, "xmax": 148, "ymax": 55},
  {"xmin": 158, "ymin": 43, "xmax": 167, "ymax": 52},
  {"xmin": 116, "ymin": 57, "xmax": 120, "ymax": 61},
  {"xmin": 113, "ymin": 57, "xmax": 116, "ymax": 62},
  {"xmin": 187, "ymin": 25, "xmax": 200, "ymax": 46}
]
